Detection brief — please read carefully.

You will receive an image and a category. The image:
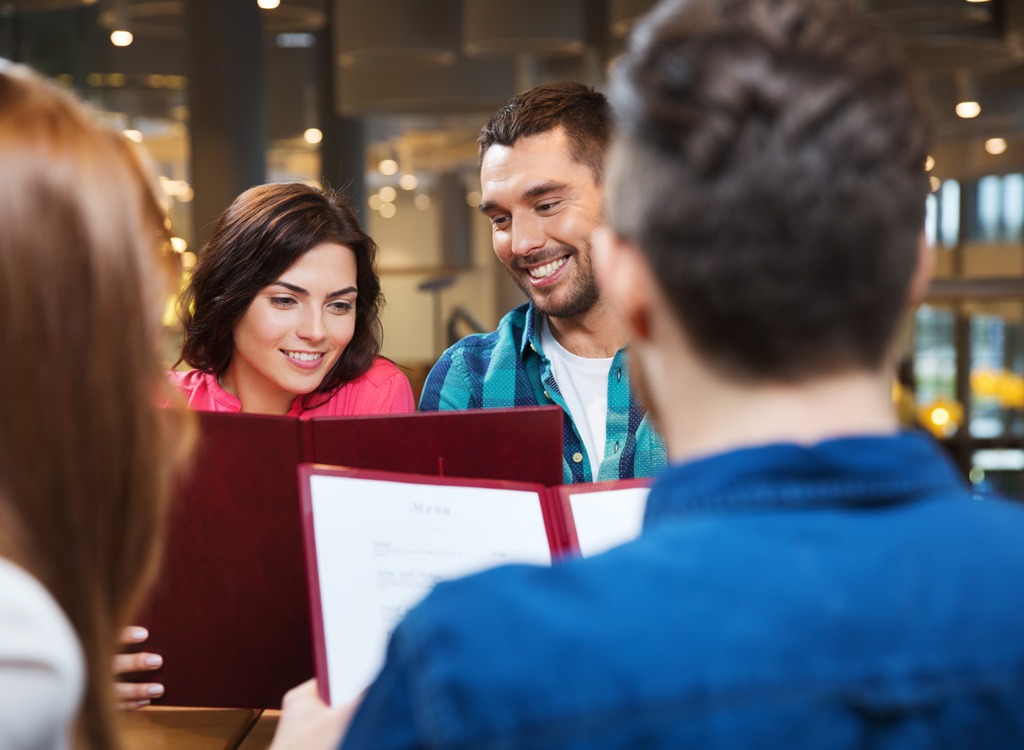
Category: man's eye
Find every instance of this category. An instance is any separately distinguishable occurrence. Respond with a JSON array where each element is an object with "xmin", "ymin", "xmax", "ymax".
[
  {"xmin": 537, "ymin": 201, "xmax": 559, "ymax": 212},
  {"xmin": 491, "ymin": 215, "xmax": 510, "ymax": 228}
]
